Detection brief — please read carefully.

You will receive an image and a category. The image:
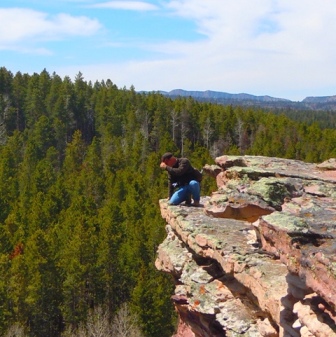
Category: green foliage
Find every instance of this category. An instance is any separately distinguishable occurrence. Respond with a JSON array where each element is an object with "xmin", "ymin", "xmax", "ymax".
[{"xmin": 0, "ymin": 66, "xmax": 335, "ymax": 337}]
